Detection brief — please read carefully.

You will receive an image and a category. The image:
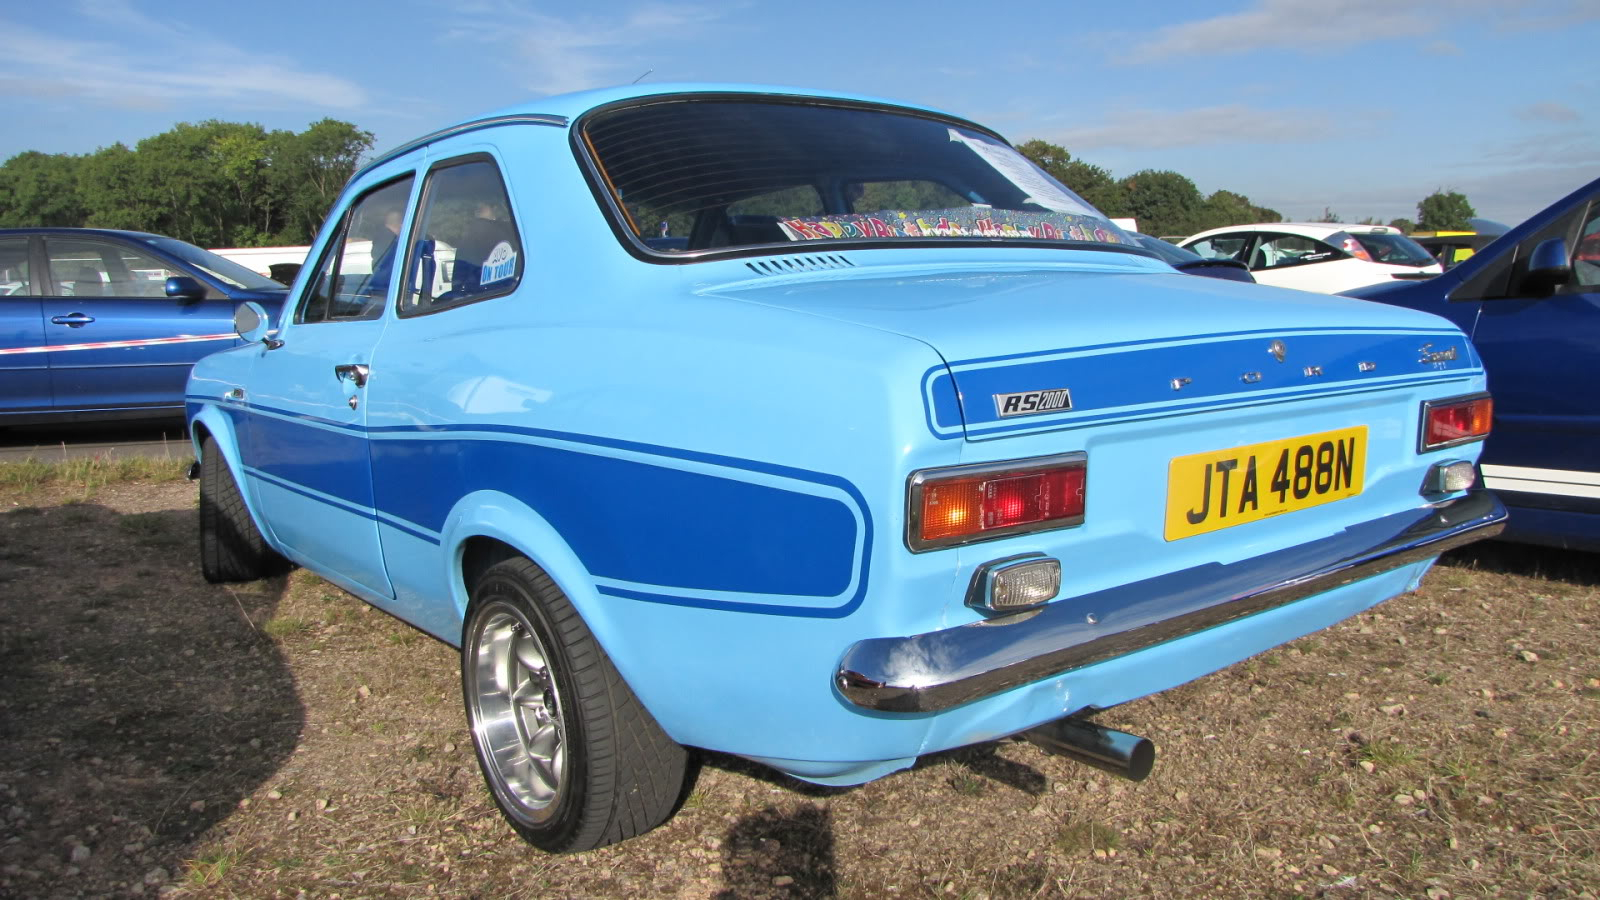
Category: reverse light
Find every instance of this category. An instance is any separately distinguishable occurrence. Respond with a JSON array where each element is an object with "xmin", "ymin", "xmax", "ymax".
[
  {"xmin": 1419, "ymin": 393, "xmax": 1493, "ymax": 452},
  {"xmin": 966, "ymin": 554, "xmax": 1062, "ymax": 613},
  {"xmin": 907, "ymin": 452, "xmax": 1086, "ymax": 552}
]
